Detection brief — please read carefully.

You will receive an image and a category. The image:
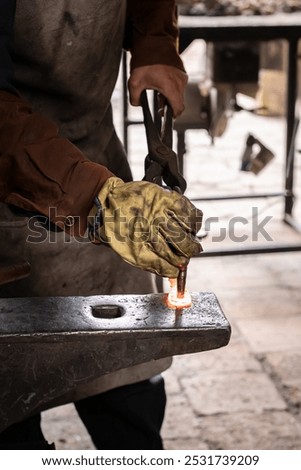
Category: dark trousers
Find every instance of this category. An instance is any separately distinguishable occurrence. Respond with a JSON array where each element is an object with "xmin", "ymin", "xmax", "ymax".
[{"xmin": 0, "ymin": 375, "xmax": 166, "ymax": 450}]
